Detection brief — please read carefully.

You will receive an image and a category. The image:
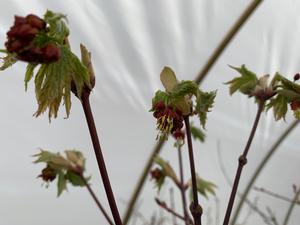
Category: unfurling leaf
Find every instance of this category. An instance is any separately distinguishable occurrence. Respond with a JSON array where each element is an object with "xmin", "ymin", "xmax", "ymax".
[
  {"xmin": 44, "ymin": 10, "xmax": 69, "ymax": 44},
  {"xmin": 171, "ymin": 81, "xmax": 198, "ymax": 99},
  {"xmin": 190, "ymin": 125, "xmax": 205, "ymax": 143},
  {"xmin": 226, "ymin": 65, "xmax": 258, "ymax": 95},
  {"xmin": 195, "ymin": 90, "xmax": 217, "ymax": 129},
  {"xmin": 160, "ymin": 67, "xmax": 178, "ymax": 92},
  {"xmin": 154, "ymin": 156, "xmax": 179, "ymax": 186},
  {"xmin": 34, "ymin": 150, "xmax": 71, "ymax": 169}
]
